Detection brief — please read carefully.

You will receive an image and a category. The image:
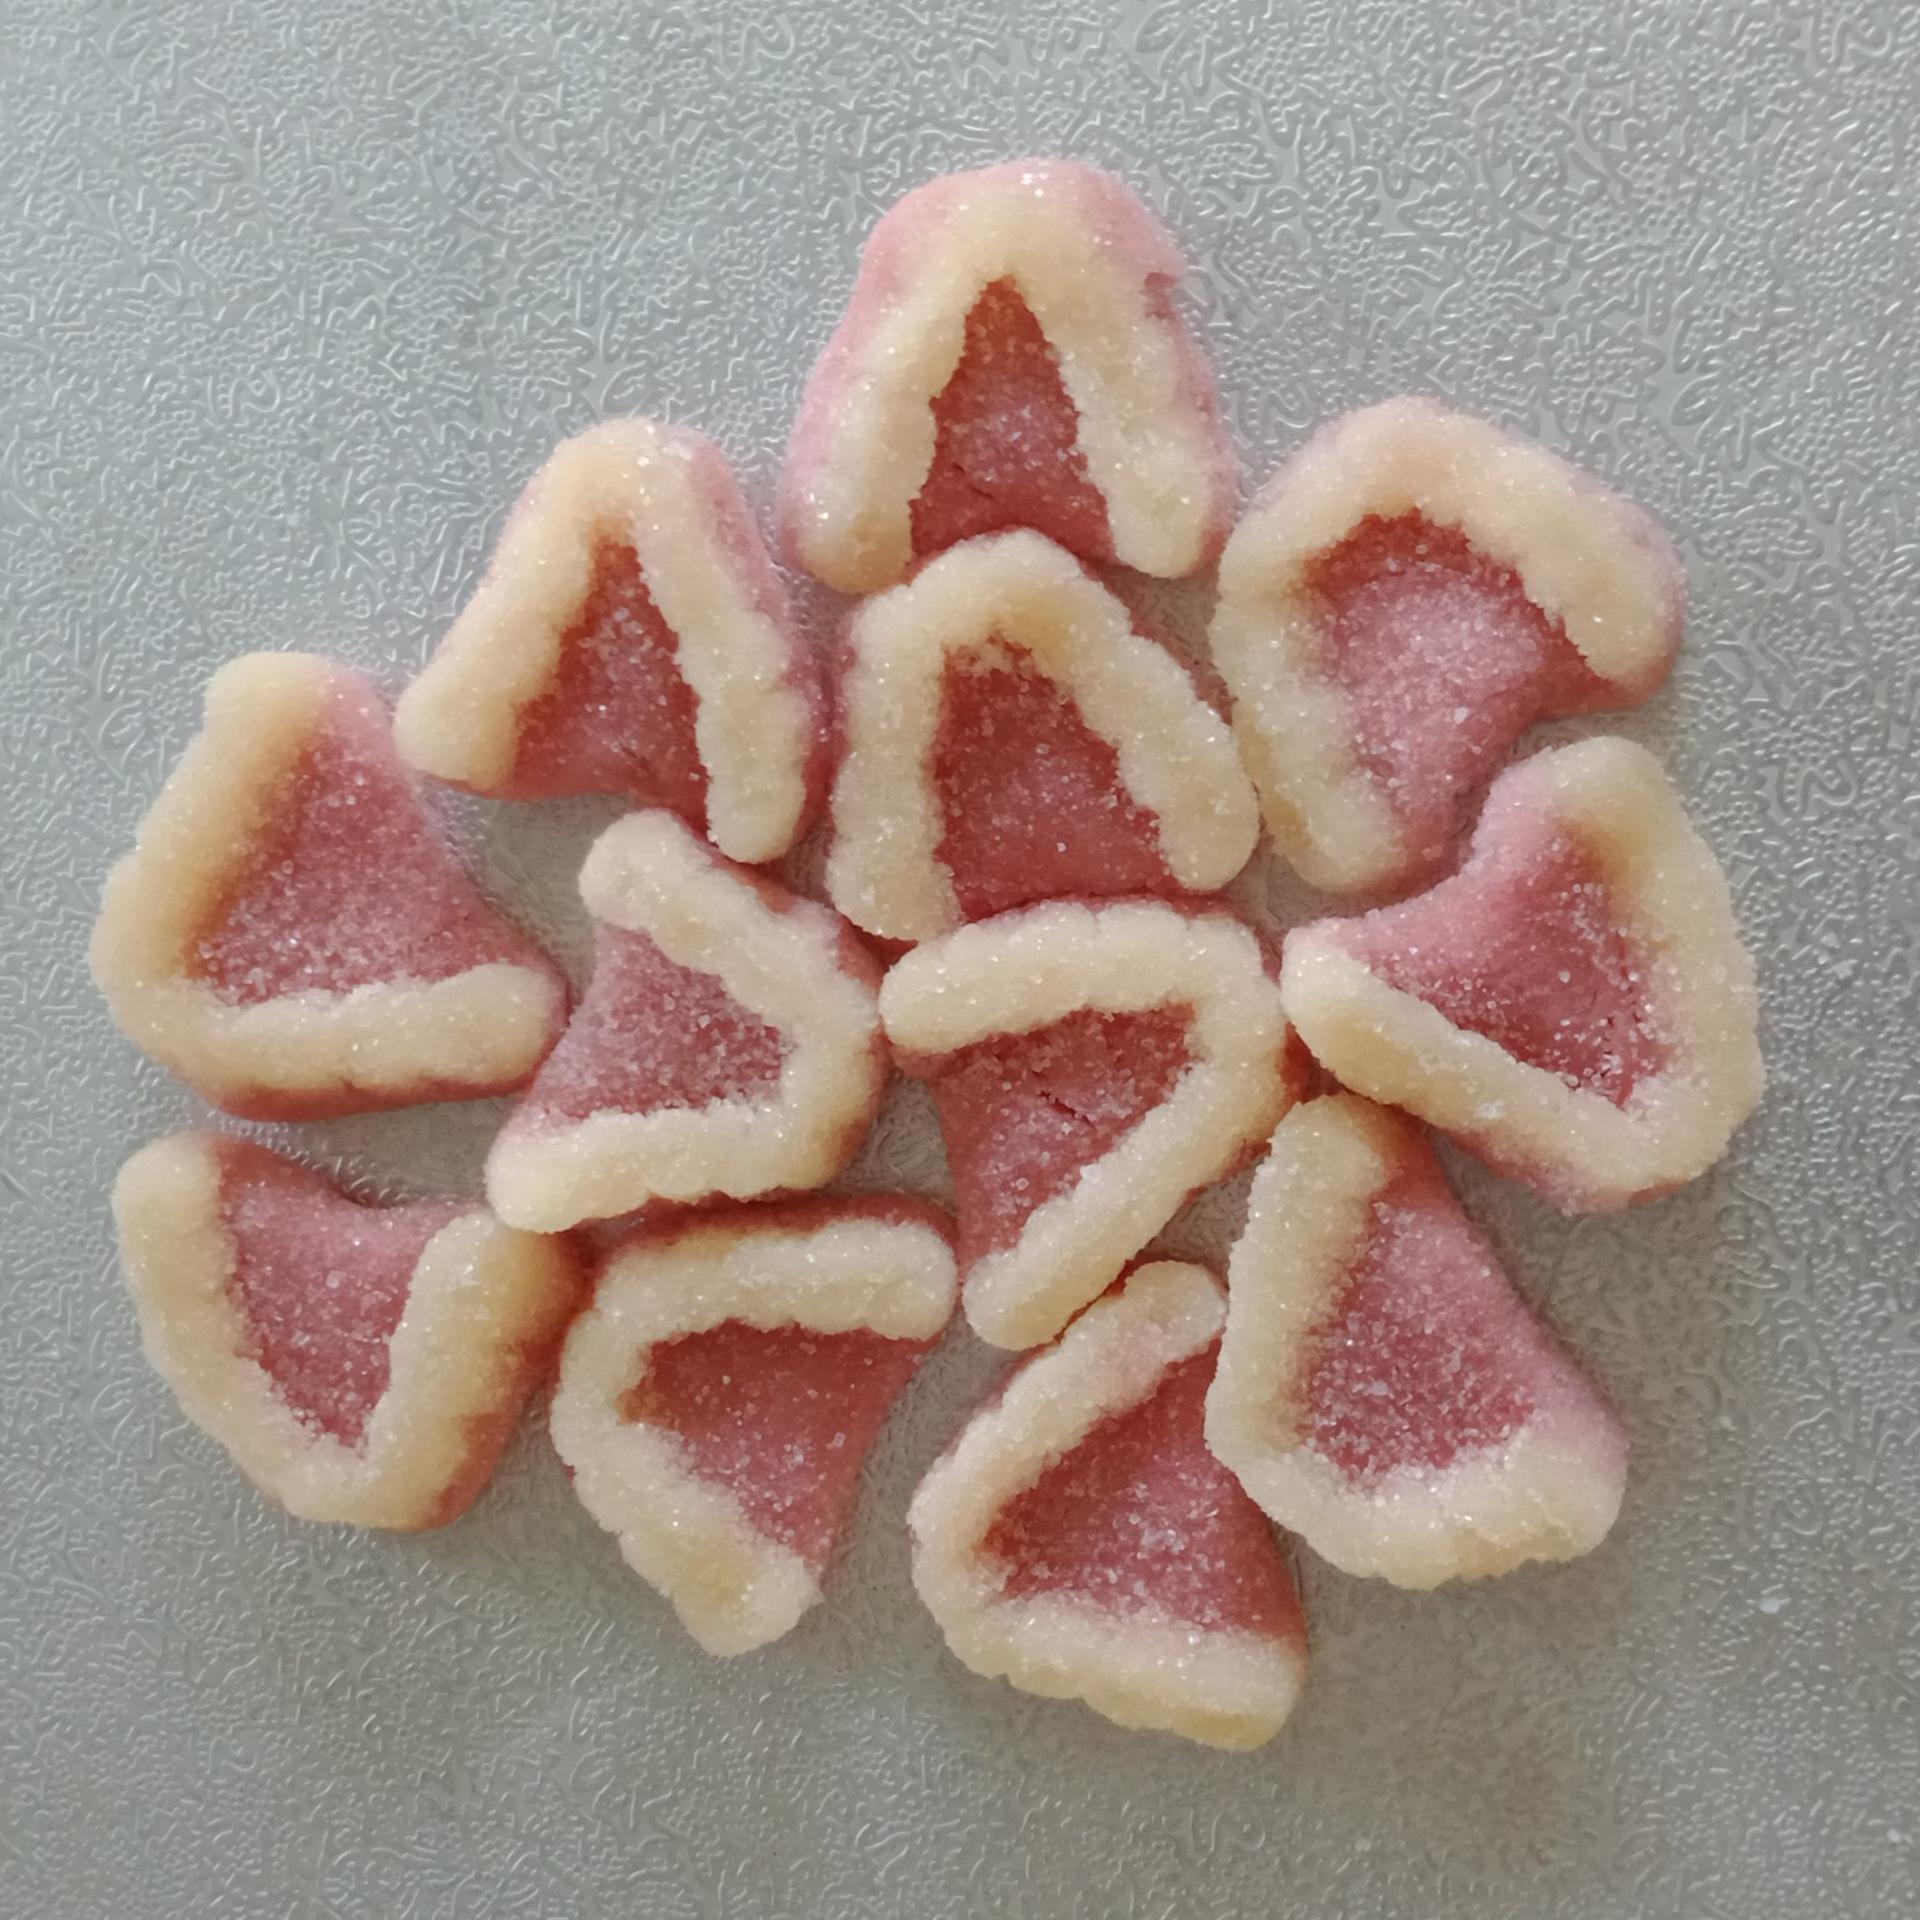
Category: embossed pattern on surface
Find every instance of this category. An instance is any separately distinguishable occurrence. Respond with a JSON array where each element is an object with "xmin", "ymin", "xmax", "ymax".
[{"xmin": 2, "ymin": 1, "xmax": 1916, "ymax": 1914}]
